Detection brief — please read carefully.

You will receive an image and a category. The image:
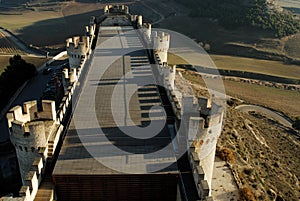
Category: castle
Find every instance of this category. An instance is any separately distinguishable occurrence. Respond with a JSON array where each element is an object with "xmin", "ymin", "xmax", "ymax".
[{"xmin": 3, "ymin": 5, "xmax": 224, "ymax": 201}]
